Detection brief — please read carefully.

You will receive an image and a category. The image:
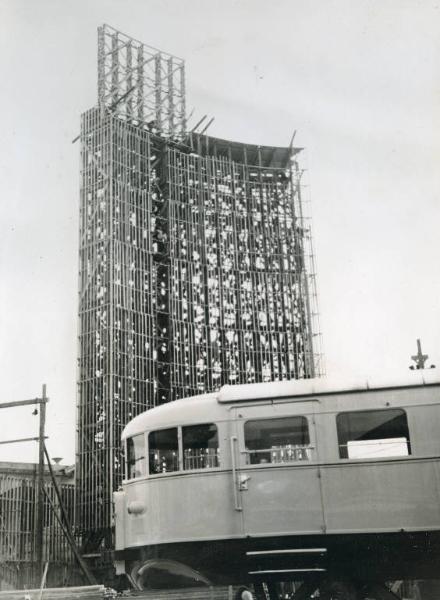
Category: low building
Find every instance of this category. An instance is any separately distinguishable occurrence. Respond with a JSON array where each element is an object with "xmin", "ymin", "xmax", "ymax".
[{"xmin": 0, "ymin": 461, "xmax": 76, "ymax": 590}]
